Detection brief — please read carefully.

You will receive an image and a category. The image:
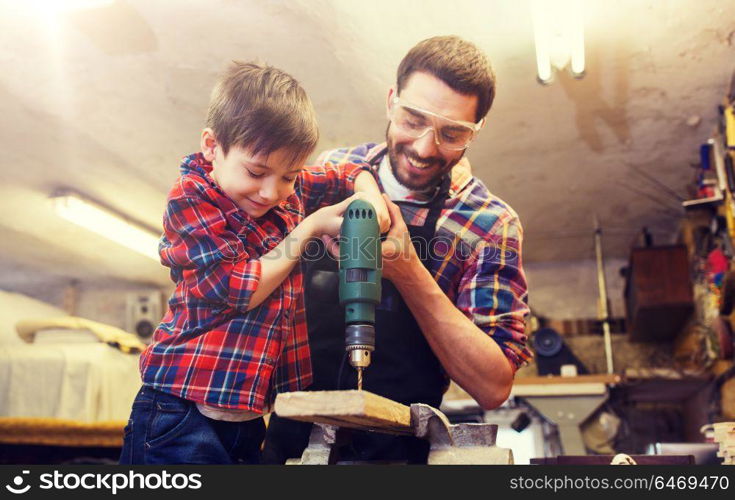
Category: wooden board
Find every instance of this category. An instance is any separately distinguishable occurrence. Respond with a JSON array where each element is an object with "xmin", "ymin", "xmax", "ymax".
[
  {"xmin": 511, "ymin": 382, "xmax": 607, "ymax": 397},
  {"xmin": 0, "ymin": 417, "xmax": 125, "ymax": 447},
  {"xmin": 531, "ymin": 455, "xmax": 694, "ymax": 465},
  {"xmin": 274, "ymin": 390, "xmax": 413, "ymax": 435}
]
